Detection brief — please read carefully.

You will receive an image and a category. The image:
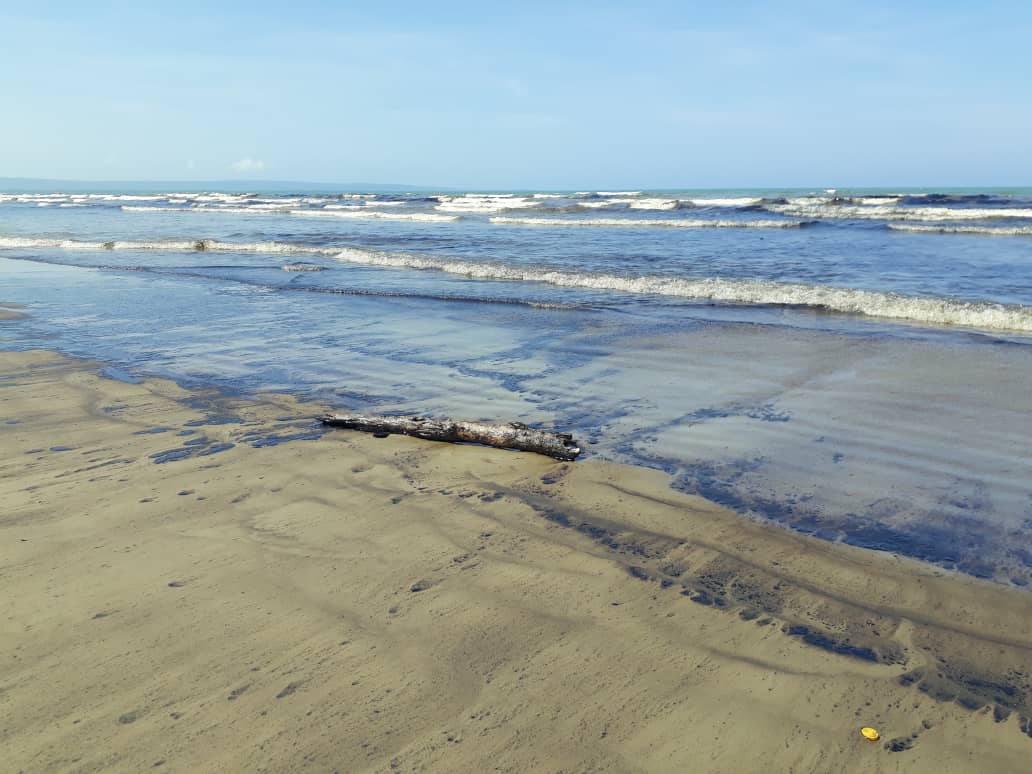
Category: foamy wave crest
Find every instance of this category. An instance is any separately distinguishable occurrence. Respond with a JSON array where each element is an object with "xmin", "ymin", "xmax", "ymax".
[
  {"xmin": 290, "ymin": 209, "xmax": 459, "ymax": 222},
  {"xmin": 765, "ymin": 203, "xmax": 1032, "ymax": 222},
  {"xmin": 0, "ymin": 235, "xmax": 337, "ymax": 256},
  {"xmin": 686, "ymin": 197, "xmax": 763, "ymax": 208},
  {"xmin": 435, "ymin": 195, "xmax": 539, "ymax": 213},
  {"xmin": 330, "ymin": 247, "xmax": 1032, "ymax": 332},
  {"xmin": 122, "ymin": 205, "xmax": 195, "ymax": 213},
  {"xmin": 573, "ymin": 200, "xmax": 620, "ymax": 209},
  {"xmin": 856, "ymin": 196, "xmax": 903, "ymax": 205},
  {"xmin": 489, "ymin": 216, "xmax": 809, "ymax": 229},
  {"xmin": 628, "ymin": 198, "xmax": 680, "ymax": 210},
  {"xmin": 4, "ymin": 233, "xmax": 1030, "ymax": 331},
  {"xmin": 121, "ymin": 205, "xmax": 459, "ymax": 222},
  {"xmin": 570, "ymin": 197, "xmax": 680, "ymax": 211},
  {"xmin": 889, "ymin": 223, "xmax": 1032, "ymax": 237},
  {"xmin": 123, "ymin": 204, "xmax": 304, "ymax": 216},
  {"xmin": 0, "ymin": 236, "xmax": 110, "ymax": 250},
  {"xmin": 324, "ymin": 200, "xmax": 406, "ymax": 208}
]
